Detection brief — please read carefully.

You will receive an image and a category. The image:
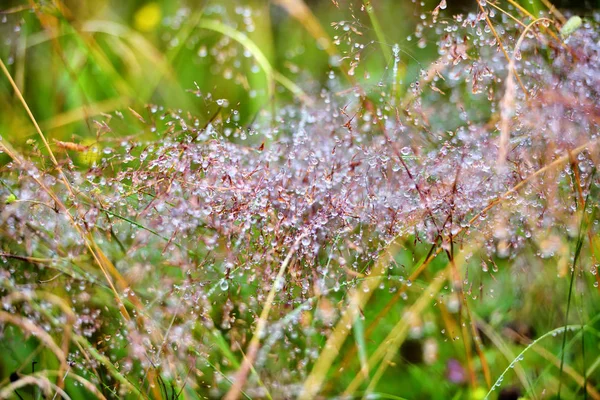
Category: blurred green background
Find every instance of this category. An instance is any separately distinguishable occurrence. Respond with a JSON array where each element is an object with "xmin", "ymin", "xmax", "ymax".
[{"xmin": 2, "ymin": 0, "xmax": 593, "ymax": 149}]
